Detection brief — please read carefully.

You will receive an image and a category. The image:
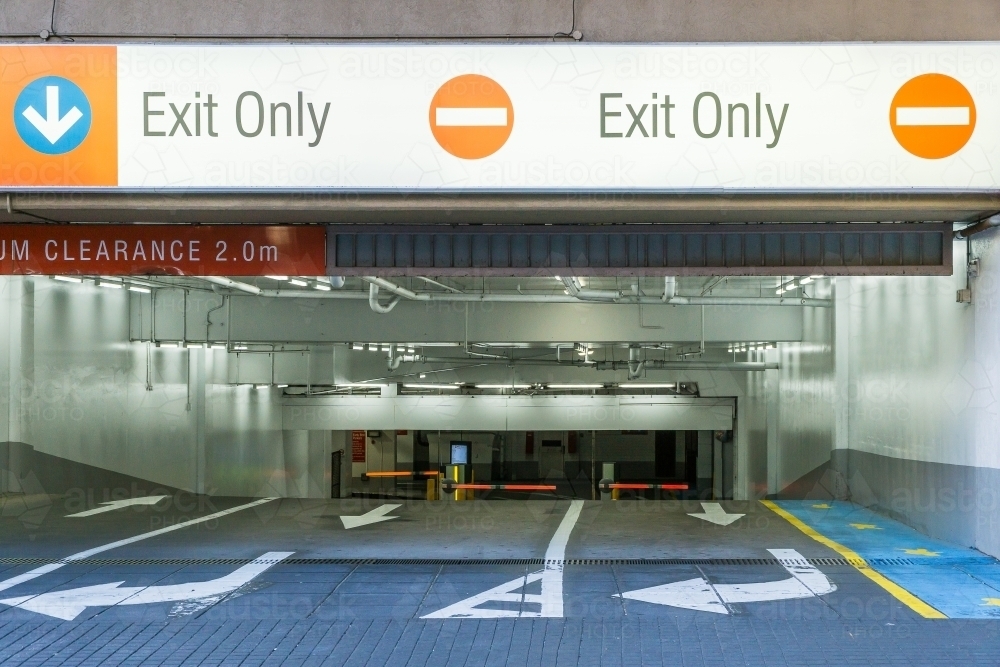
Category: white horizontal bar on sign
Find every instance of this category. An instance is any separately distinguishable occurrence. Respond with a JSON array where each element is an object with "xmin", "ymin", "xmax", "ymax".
[
  {"xmin": 895, "ymin": 106, "xmax": 970, "ymax": 126},
  {"xmin": 435, "ymin": 107, "xmax": 508, "ymax": 127}
]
